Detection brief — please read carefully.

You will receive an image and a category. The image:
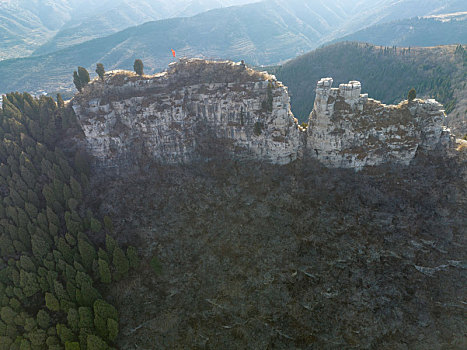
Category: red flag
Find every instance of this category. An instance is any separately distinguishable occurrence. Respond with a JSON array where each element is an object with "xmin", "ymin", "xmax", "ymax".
[{"xmin": 171, "ymin": 49, "xmax": 176, "ymax": 58}]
